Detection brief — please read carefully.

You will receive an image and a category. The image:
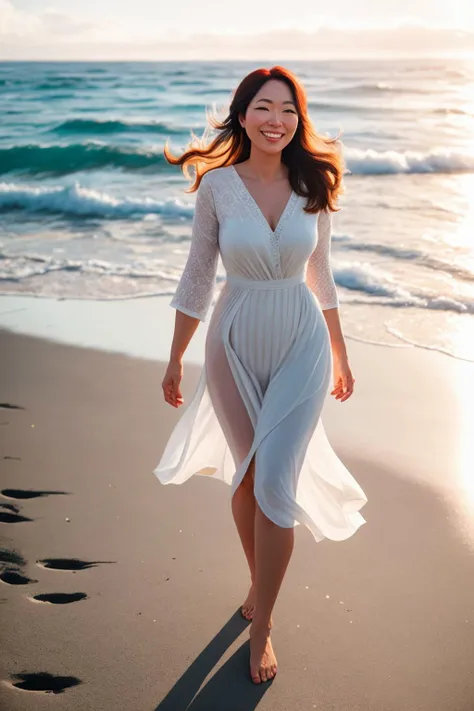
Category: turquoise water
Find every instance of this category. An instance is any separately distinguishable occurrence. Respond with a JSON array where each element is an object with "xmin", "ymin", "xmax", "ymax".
[{"xmin": 1, "ymin": 59, "xmax": 473, "ymax": 359}]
